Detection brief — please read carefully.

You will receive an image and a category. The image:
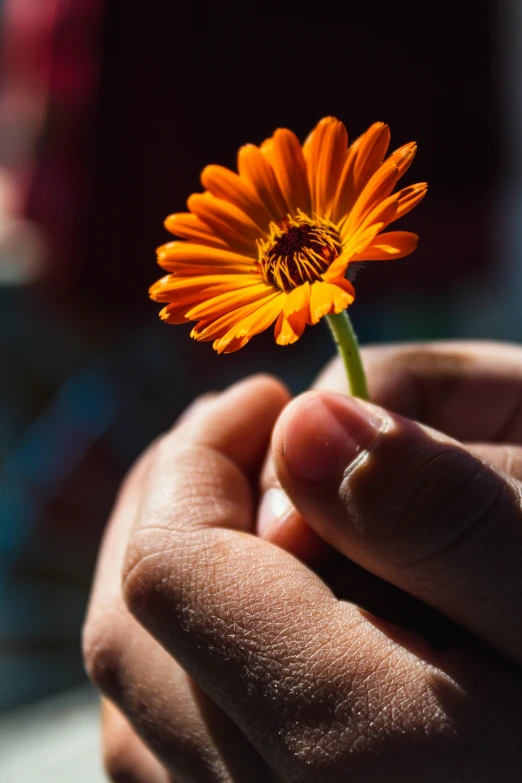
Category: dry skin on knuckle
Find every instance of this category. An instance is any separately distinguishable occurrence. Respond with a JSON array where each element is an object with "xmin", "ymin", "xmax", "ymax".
[
  {"xmin": 122, "ymin": 539, "xmax": 354, "ymax": 767},
  {"xmin": 255, "ymin": 611, "xmax": 382, "ymax": 772},
  {"xmin": 266, "ymin": 629, "xmax": 456, "ymax": 781},
  {"xmin": 123, "ymin": 547, "xmax": 425, "ymax": 779}
]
